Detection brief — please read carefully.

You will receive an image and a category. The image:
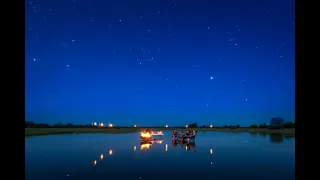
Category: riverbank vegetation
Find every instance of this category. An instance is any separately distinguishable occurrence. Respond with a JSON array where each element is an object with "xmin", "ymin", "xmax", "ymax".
[{"xmin": 25, "ymin": 117, "xmax": 294, "ymax": 137}]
